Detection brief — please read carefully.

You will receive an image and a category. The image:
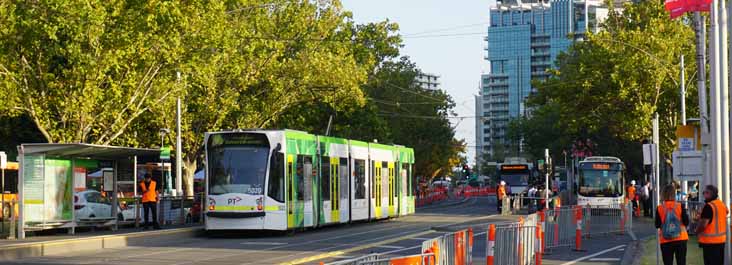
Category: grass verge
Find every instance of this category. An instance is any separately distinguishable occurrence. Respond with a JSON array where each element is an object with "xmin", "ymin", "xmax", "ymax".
[{"xmin": 639, "ymin": 236, "xmax": 703, "ymax": 265}]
